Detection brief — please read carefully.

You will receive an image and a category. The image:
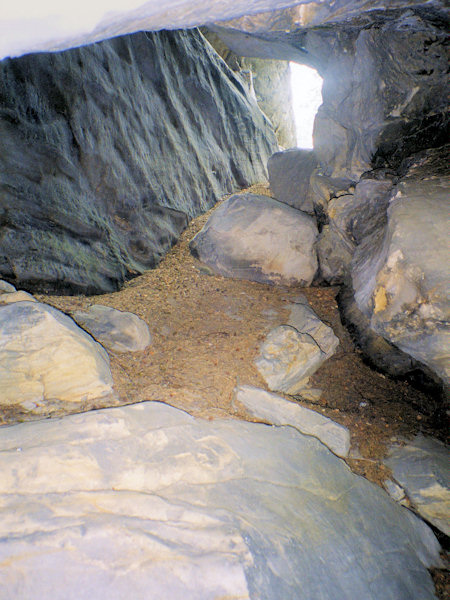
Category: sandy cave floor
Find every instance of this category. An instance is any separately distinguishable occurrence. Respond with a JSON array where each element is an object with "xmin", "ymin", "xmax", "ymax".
[{"xmin": 8, "ymin": 183, "xmax": 449, "ymax": 595}]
